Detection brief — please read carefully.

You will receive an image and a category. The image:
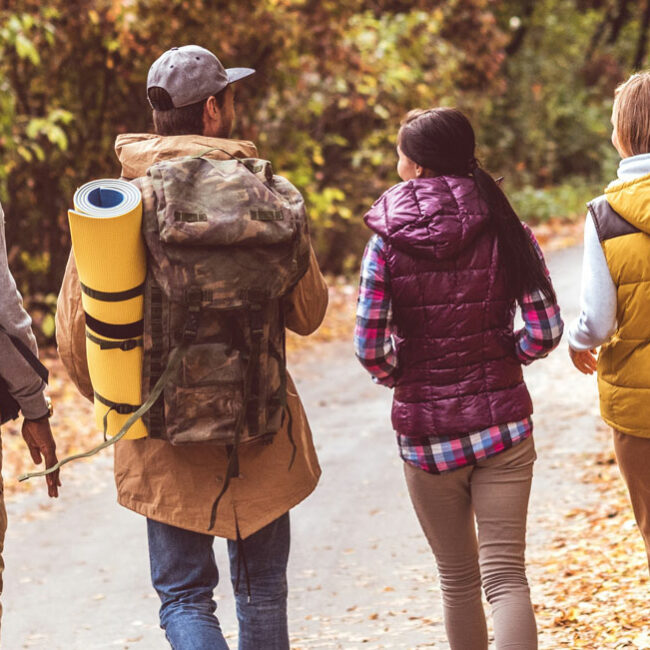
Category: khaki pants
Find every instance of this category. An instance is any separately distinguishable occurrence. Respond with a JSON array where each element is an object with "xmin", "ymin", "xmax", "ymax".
[
  {"xmin": 613, "ymin": 429, "xmax": 650, "ymax": 570},
  {"xmin": 404, "ymin": 437, "xmax": 537, "ymax": 650}
]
